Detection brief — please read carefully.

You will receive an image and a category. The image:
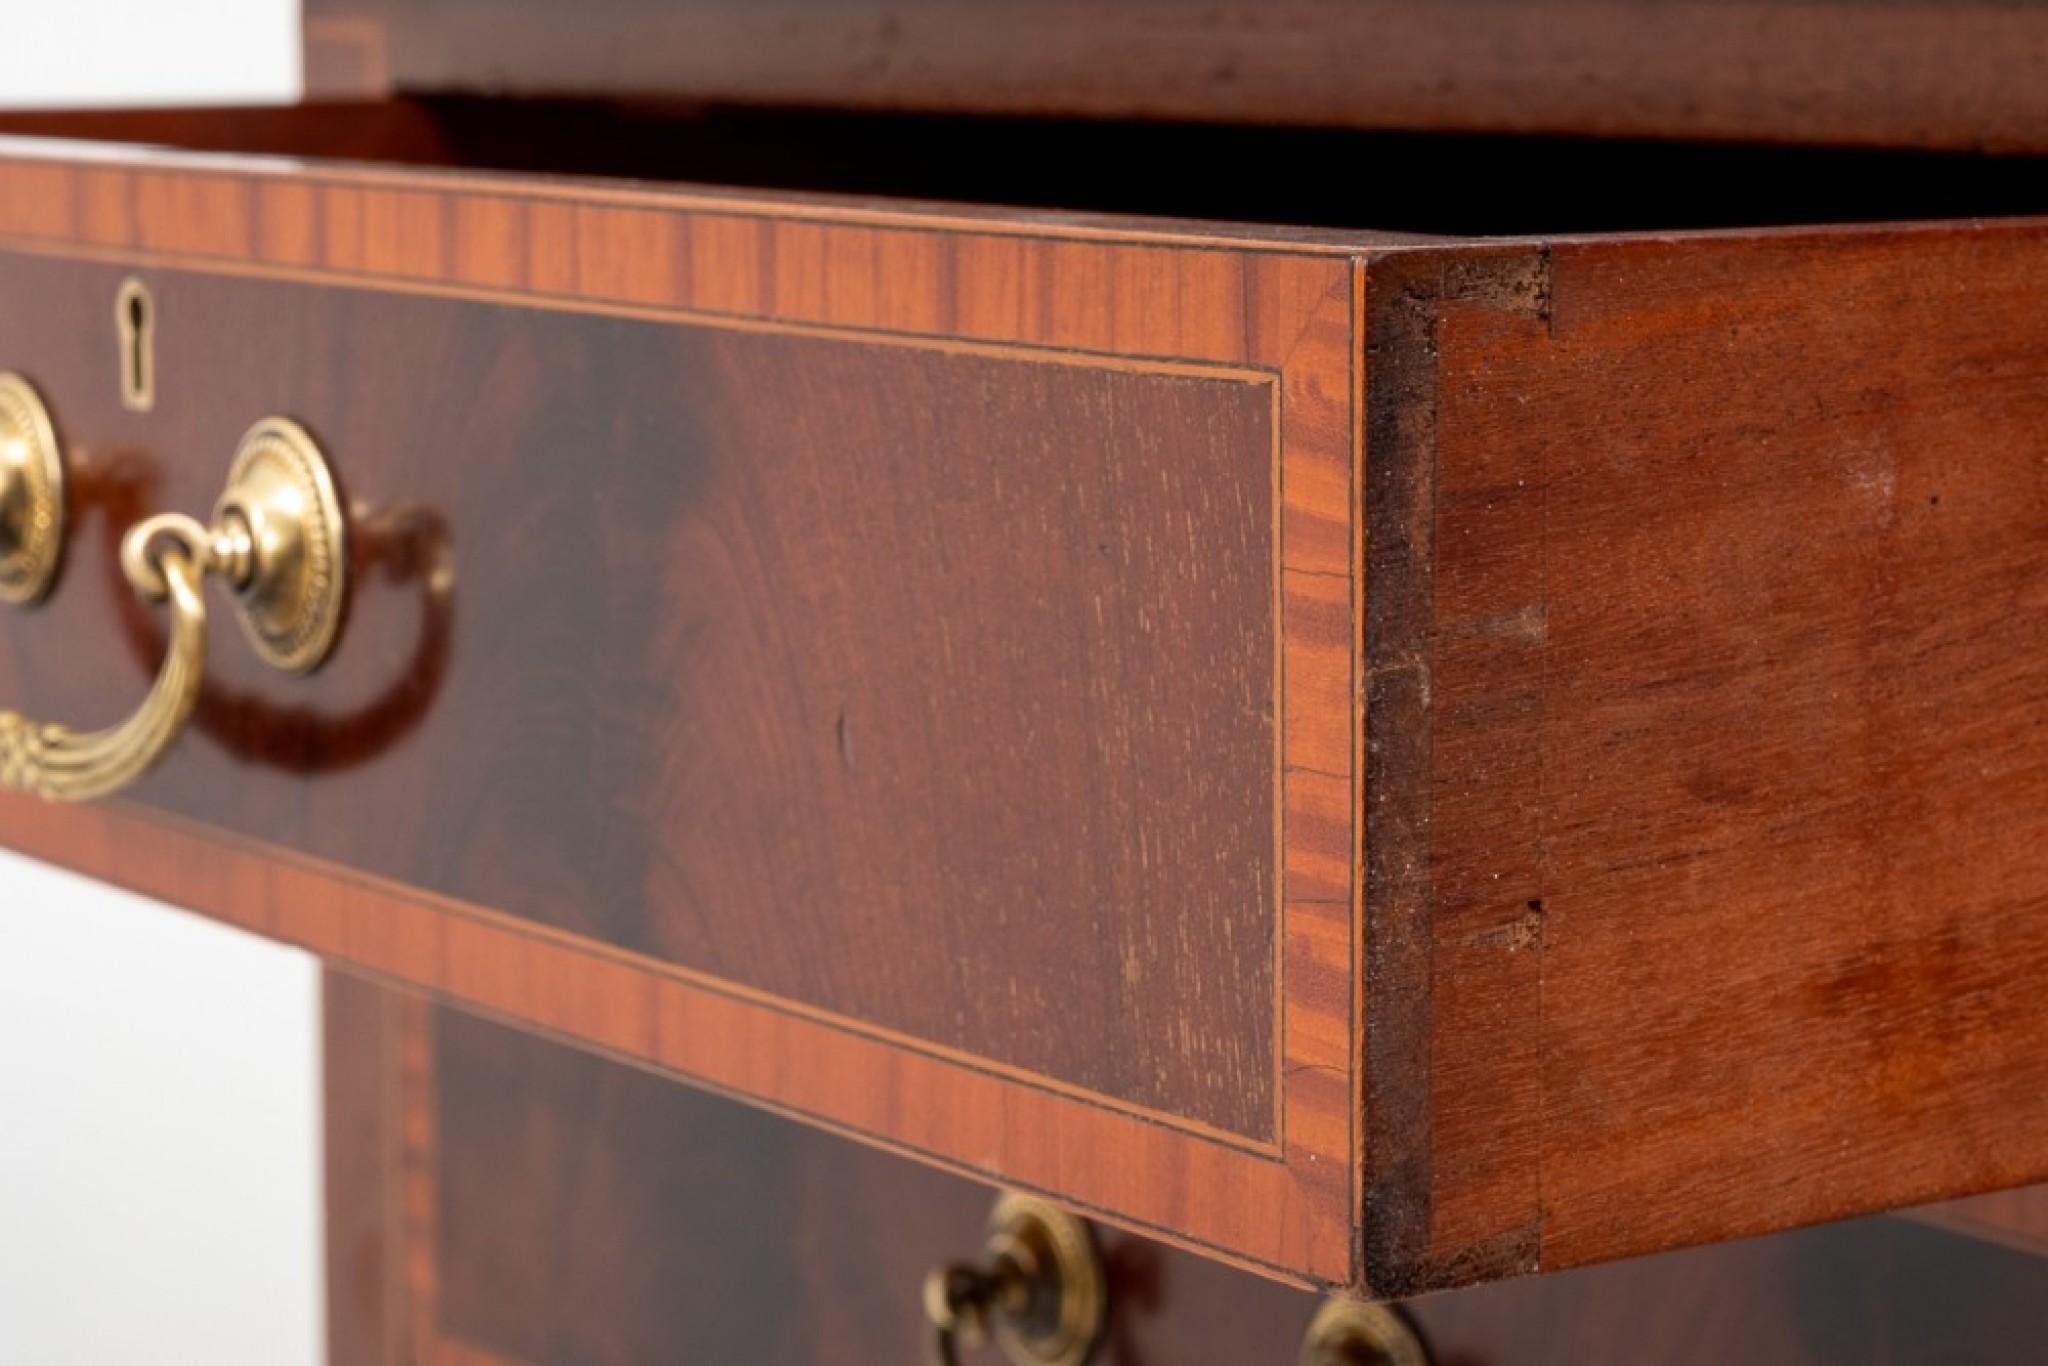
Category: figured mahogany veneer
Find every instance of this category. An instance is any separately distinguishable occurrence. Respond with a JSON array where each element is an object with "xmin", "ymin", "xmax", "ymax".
[
  {"xmin": 4, "ymin": 118, "xmax": 2048, "ymax": 1295},
  {"xmin": 0, "ymin": 251, "xmax": 1286, "ymax": 1140}
]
